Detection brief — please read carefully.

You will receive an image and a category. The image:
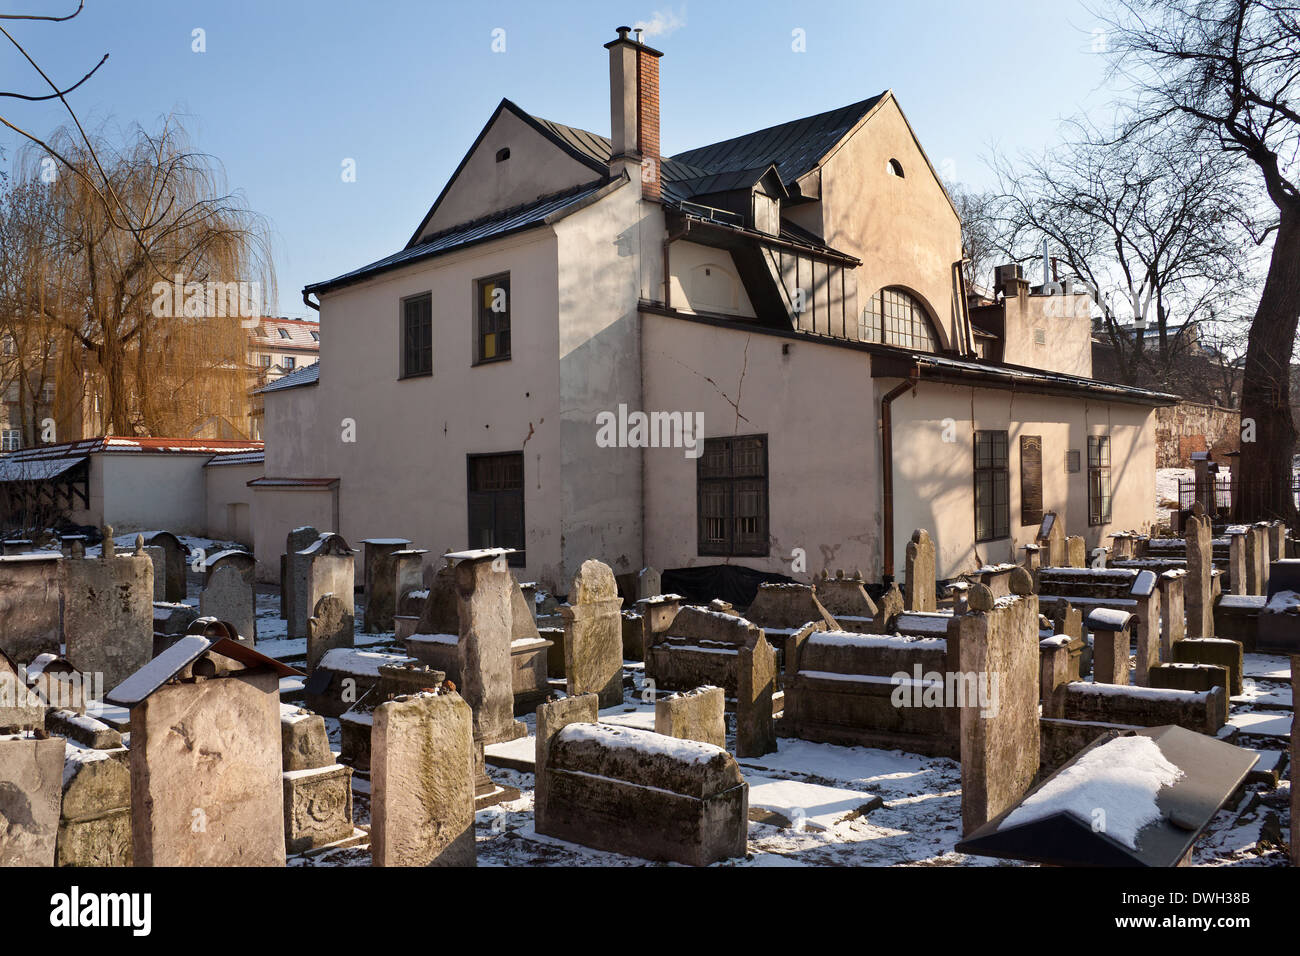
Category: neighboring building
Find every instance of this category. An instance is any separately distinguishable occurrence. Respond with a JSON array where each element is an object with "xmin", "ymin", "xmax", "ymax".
[
  {"xmin": 254, "ymin": 26, "xmax": 1174, "ymax": 589},
  {"xmin": 248, "ymin": 316, "xmax": 321, "ymax": 439},
  {"xmin": 0, "ymin": 437, "xmax": 262, "ymax": 537}
]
